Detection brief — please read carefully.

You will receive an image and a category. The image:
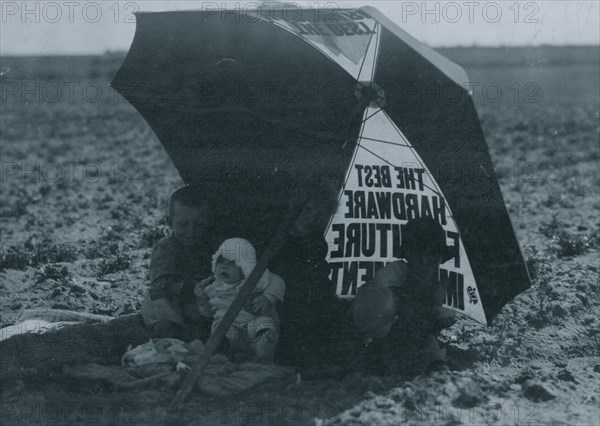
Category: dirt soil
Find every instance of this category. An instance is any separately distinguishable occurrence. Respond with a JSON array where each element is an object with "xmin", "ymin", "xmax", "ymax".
[{"xmin": 1, "ymin": 48, "xmax": 599, "ymax": 425}]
